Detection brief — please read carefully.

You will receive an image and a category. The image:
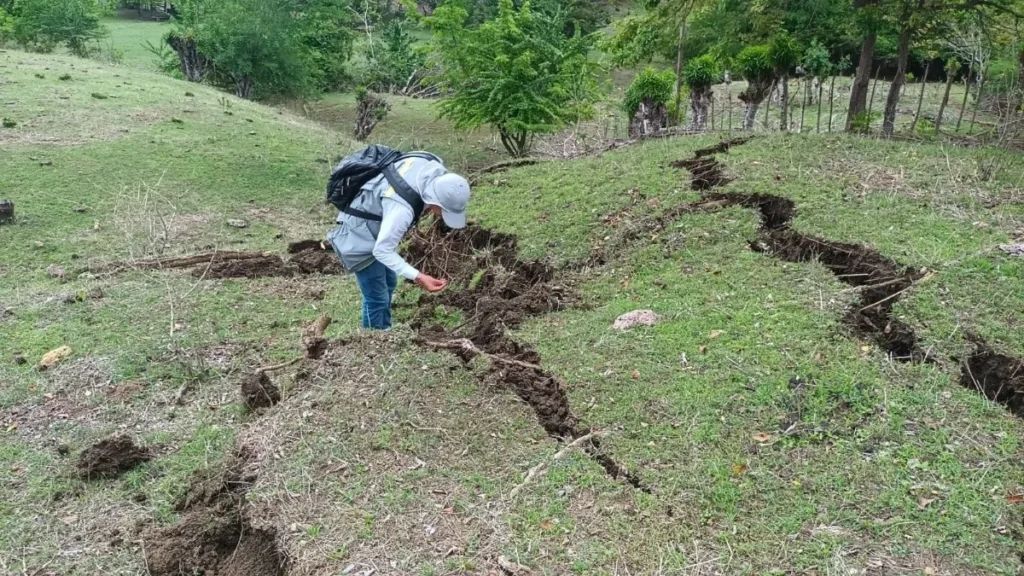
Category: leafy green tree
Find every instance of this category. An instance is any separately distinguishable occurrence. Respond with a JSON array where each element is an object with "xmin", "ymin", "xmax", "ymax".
[
  {"xmin": 12, "ymin": 0, "xmax": 106, "ymax": 57},
  {"xmin": 769, "ymin": 33, "xmax": 801, "ymax": 130},
  {"xmin": 0, "ymin": 6, "xmax": 15, "ymax": 44},
  {"xmin": 683, "ymin": 54, "xmax": 720, "ymax": 130},
  {"xmin": 624, "ymin": 67, "xmax": 675, "ymax": 137},
  {"xmin": 427, "ymin": 0, "xmax": 599, "ymax": 157},
  {"xmin": 296, "ymin": 0, "xmax": 355, "ymax": 92},
  {"xmin": 735, "ymin": 44, "xmax": 774, "ymax": 129},
  {"xmin": 198, "ymin": 0, "xmax": 309, "ymax": 98},
  {"xmin": 360, "ymin": 20, "xmax": 426, "ymax": 93}
]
